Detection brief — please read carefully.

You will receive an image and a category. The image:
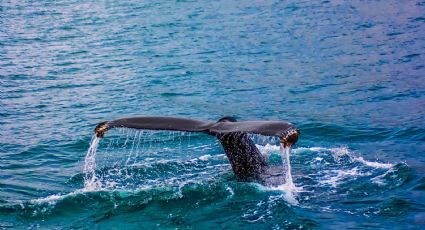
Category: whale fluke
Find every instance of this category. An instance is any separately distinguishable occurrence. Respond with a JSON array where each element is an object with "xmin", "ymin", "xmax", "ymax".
[
  {"xmin": 94, "ymin": 116, "xmax": 299, "ymax": 180},
  {"xmin": 95, "ymin": 116, "xmax": 298, "ymax": 146}
]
